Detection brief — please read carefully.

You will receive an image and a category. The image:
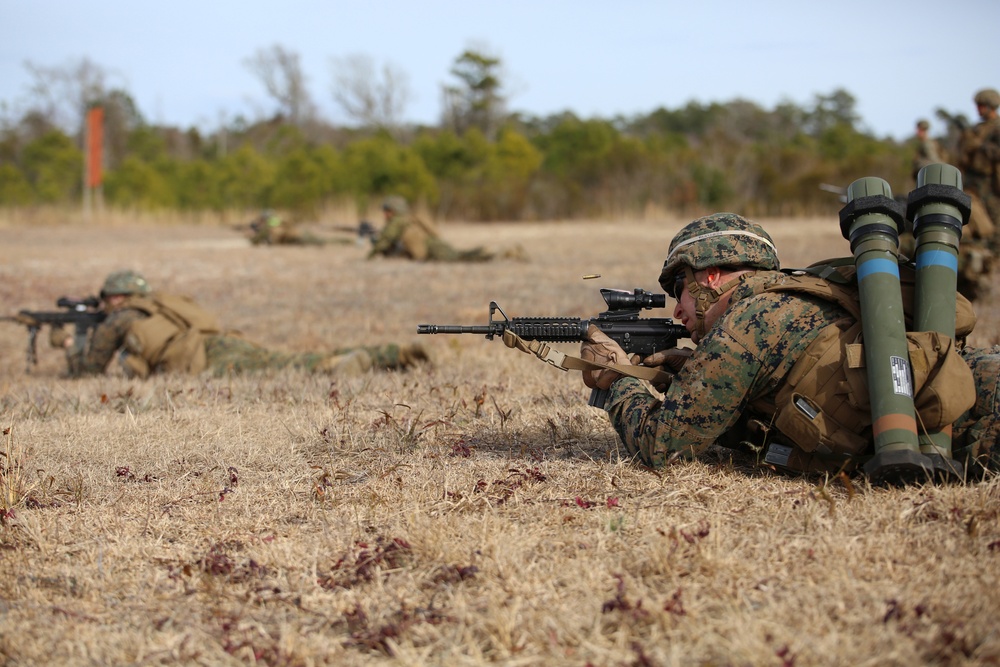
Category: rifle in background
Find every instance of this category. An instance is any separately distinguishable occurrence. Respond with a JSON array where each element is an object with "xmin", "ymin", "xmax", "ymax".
[
  {"xmin": 330, "ymin": 220, "xmax": 378, "ymax": 244},
  {"xmin": 936, "ymin": 109, "xmax": 971, "ymax": 133},
  {"xmin": 2, "ymin": 297, "xmax": 105, "ymax": 372}
]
